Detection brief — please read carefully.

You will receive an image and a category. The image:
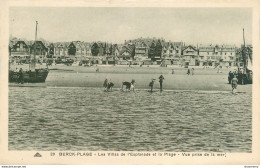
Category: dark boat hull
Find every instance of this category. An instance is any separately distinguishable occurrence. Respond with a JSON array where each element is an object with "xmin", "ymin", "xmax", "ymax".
[{"xmin": 9, "ymin": 69, "xmax": 49, "ymax": 83}]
